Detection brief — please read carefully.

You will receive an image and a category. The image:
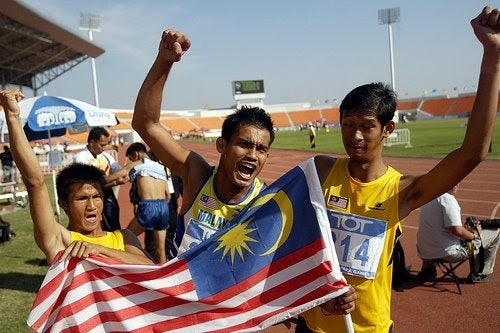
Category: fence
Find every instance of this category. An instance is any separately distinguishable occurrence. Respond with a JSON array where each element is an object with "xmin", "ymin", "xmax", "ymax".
[
  {"xmin": 384, "ymin": 128, "xmax": 412, "ymax": 148},
  {"xmin": 34, "ymin": 149, "xmax": 119, "ymax": 175}
]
